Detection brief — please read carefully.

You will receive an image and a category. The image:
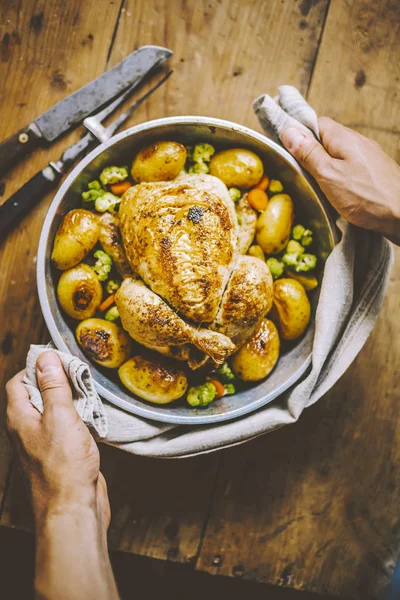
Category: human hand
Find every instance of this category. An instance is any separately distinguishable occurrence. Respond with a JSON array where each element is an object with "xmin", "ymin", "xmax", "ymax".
[
  {"xmin": 280, "ymin": 117, "xmax": 400, "ymax": 245},
  {"xmin": 6, "ymin": 352, "xmax": 110, "ymax": 529}
]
